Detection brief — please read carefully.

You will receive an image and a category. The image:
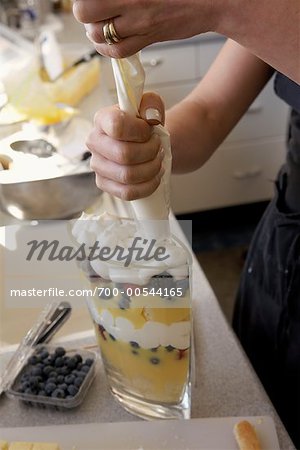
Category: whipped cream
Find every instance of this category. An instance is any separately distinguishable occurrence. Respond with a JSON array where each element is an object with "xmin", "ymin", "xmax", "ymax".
[
  {"xmin": 72, "ymin": 212, "xmax": 189, "ymax": 285},
  {"xmin": 88, "ymin": 301, "xmax": 191, "ymax": 350}
]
